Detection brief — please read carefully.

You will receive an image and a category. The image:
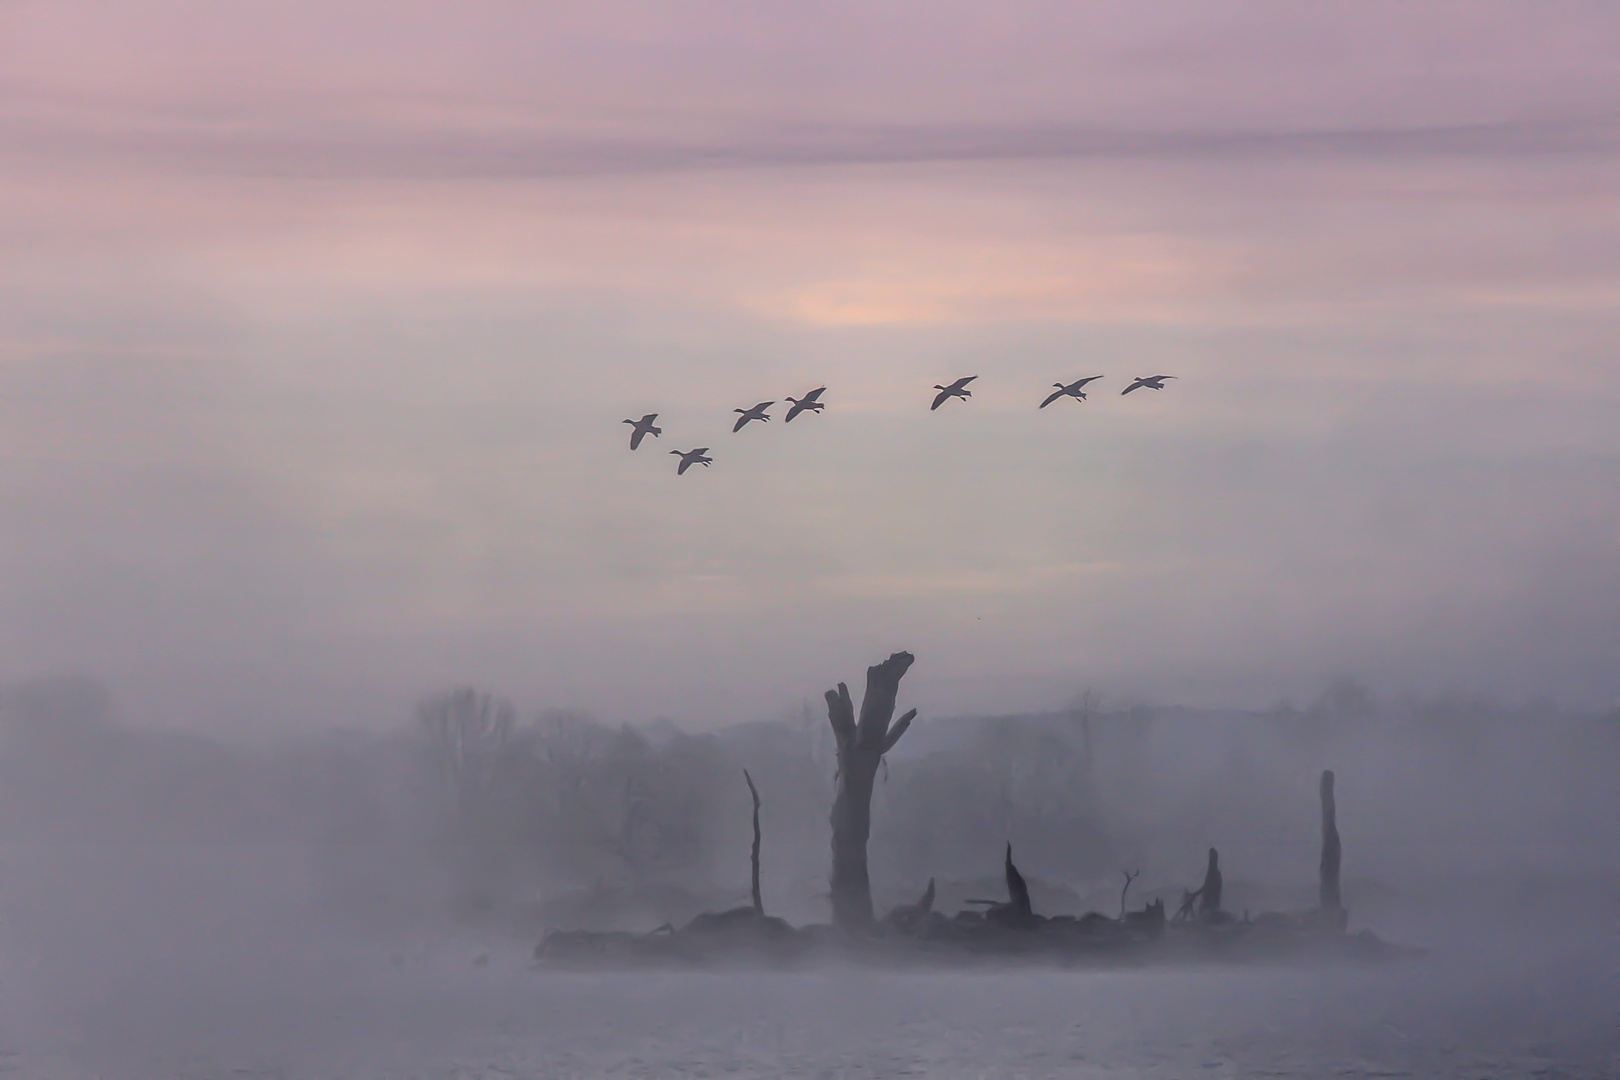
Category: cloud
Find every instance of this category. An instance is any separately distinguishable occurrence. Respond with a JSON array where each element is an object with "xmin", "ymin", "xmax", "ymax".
[{"xmin": 7, "ymin": 104, "xmax": 1620, "ymax": 180}]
